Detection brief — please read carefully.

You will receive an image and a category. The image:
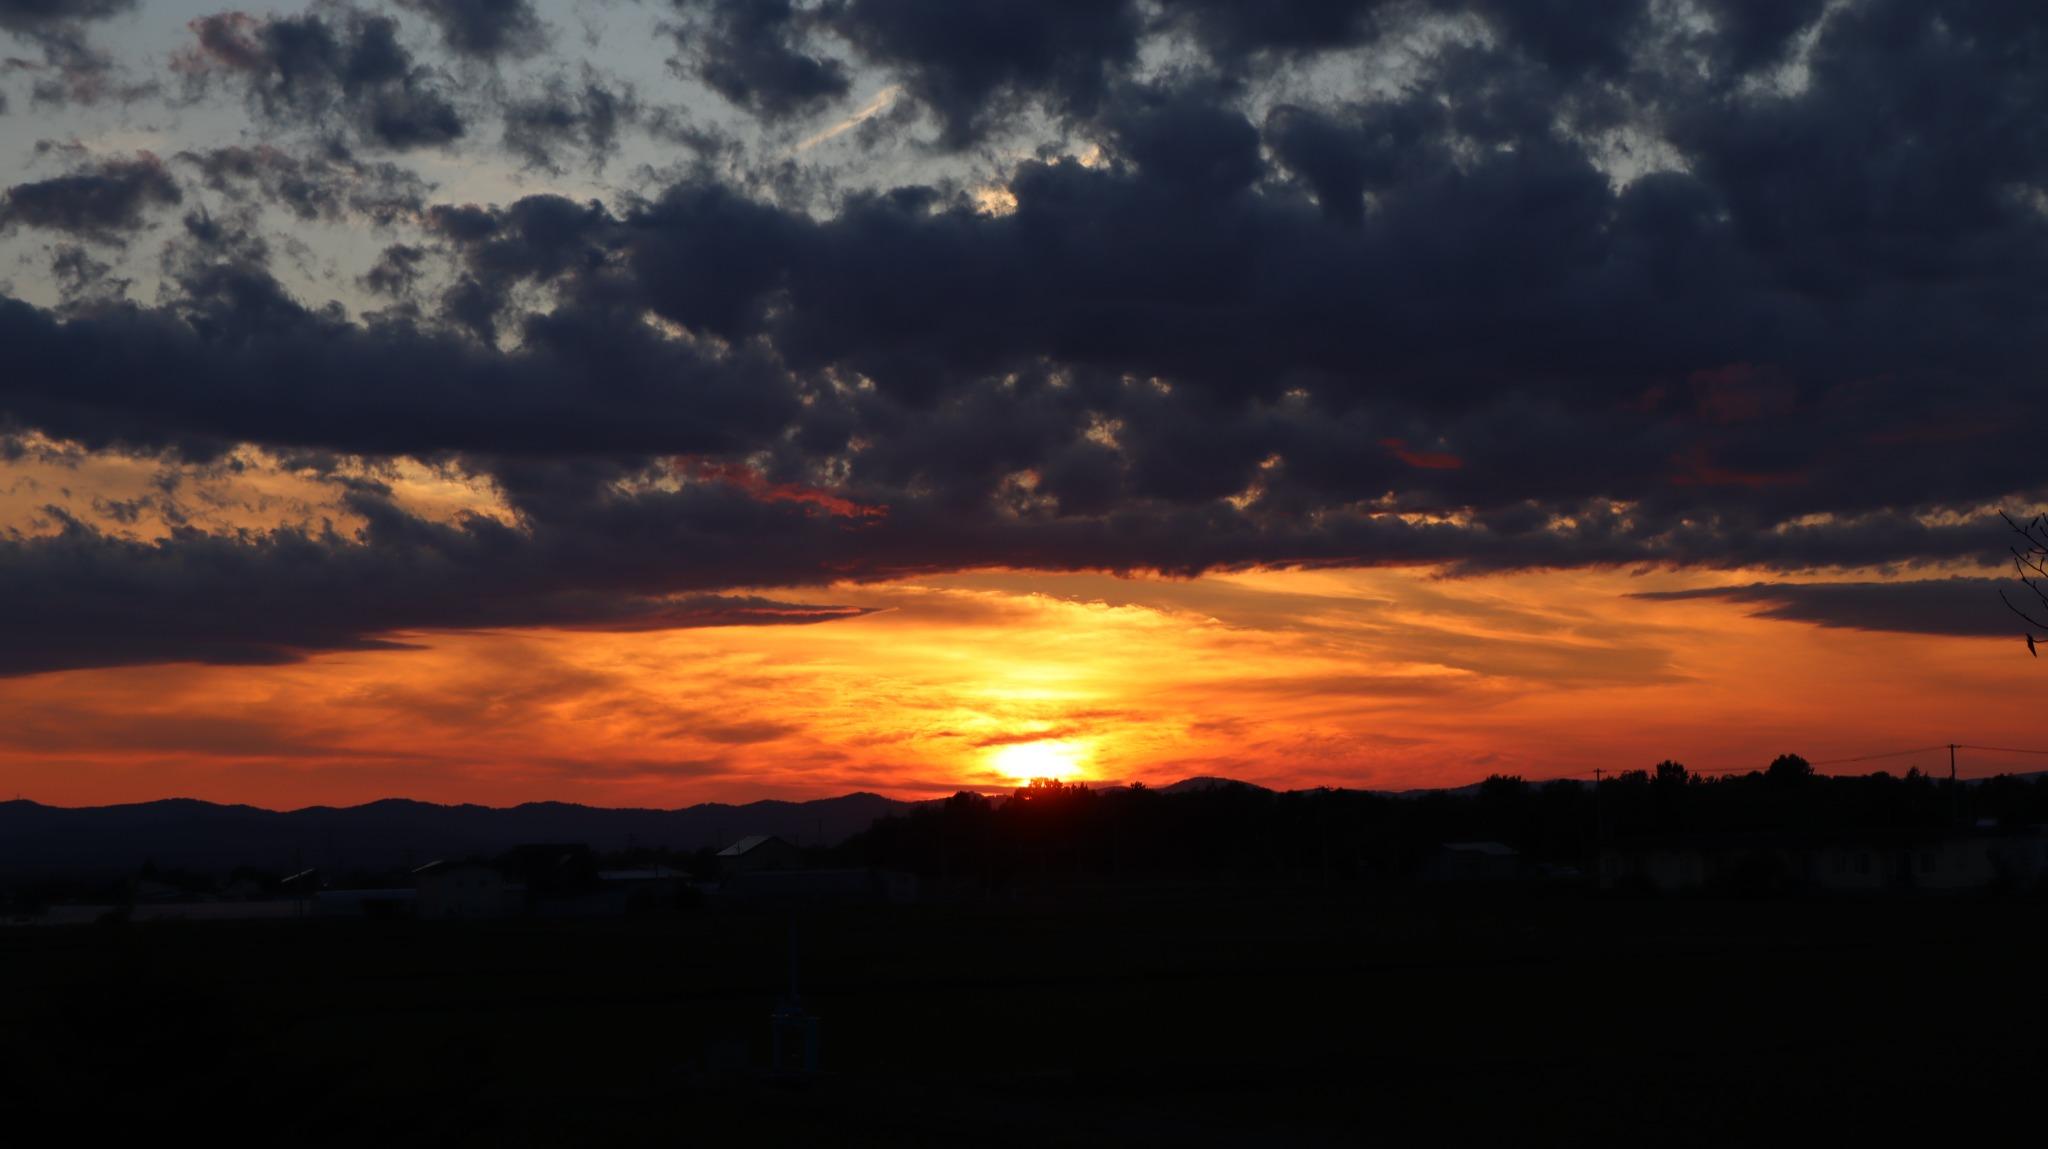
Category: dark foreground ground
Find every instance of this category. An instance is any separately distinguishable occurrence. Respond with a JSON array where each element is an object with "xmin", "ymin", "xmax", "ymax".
[{"xmin": 3, "ymin": 887, "xmax": 2043, "ymax": 1145}]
